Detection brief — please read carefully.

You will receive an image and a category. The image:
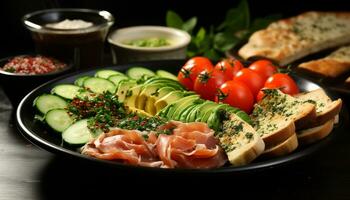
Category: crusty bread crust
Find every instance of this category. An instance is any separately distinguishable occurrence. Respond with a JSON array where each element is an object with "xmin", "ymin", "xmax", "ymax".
[
  {"xmin": 297, "ymin": 119, "xmax": 334, "ymax": 145},
  {"xmin": 262, "ymin": 133, "xmax": 298, "ymax": 157},
  {"xmin": 314, "ymin": 99, "xmax": 342, "ymax": 127},
  {"xmin": 239, "ymin": 11, "xmax": 350, "ymax": 65},
  {"xmin": 261, "ymin": 118, "xmax": 295, "ymax": 149},
  {"xmin": 294, "ymin": 104, "xmax": 317, "ymax": 130}
]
